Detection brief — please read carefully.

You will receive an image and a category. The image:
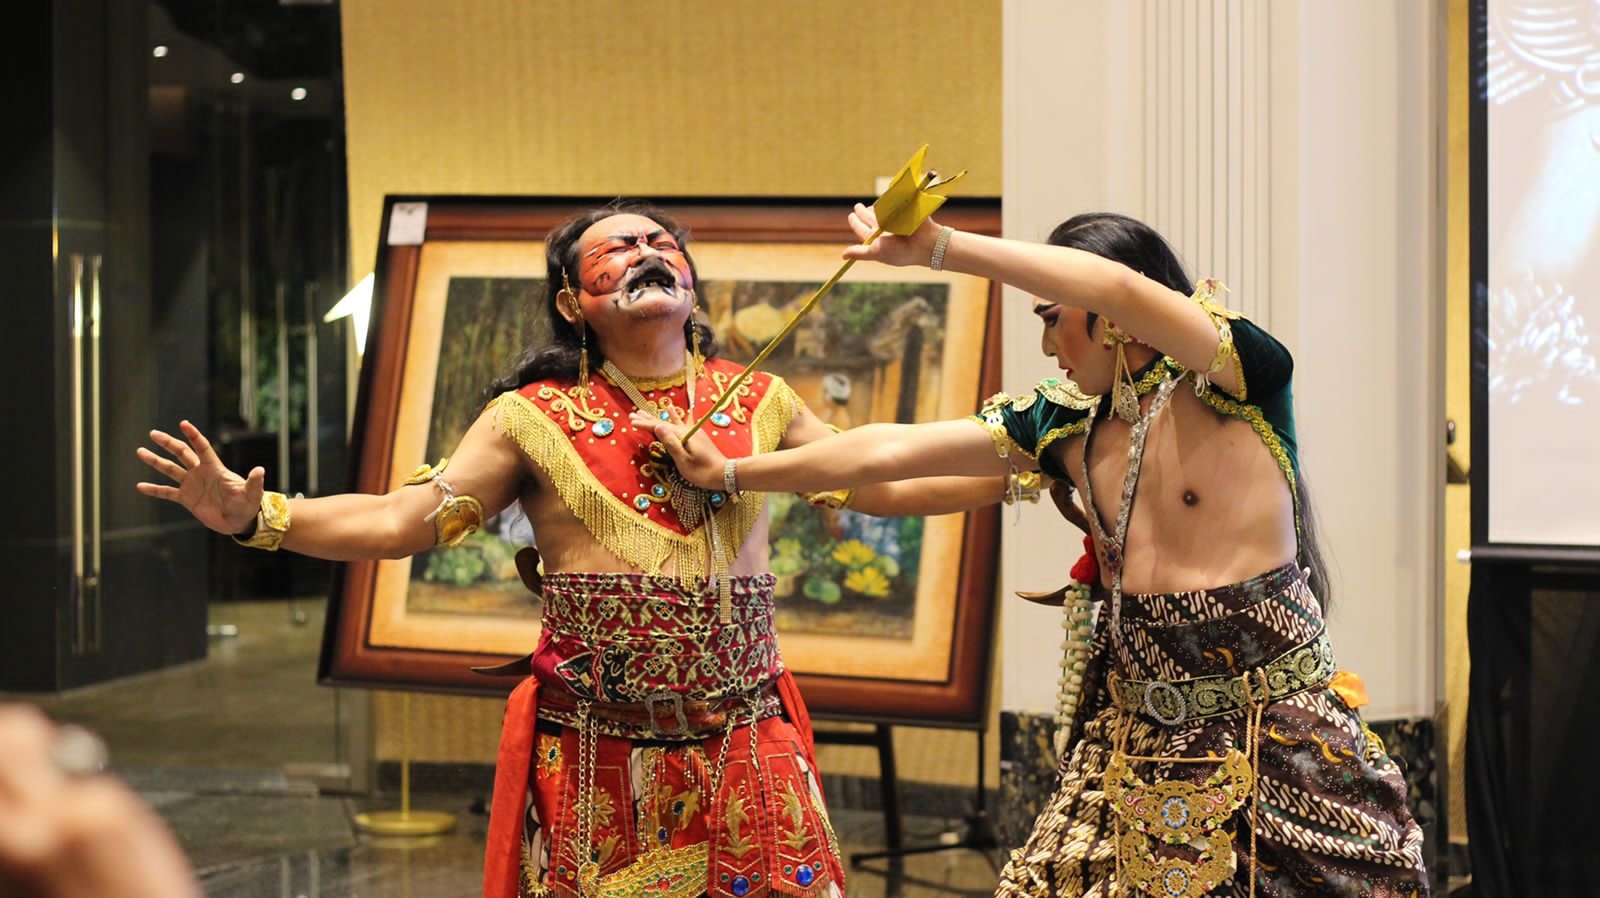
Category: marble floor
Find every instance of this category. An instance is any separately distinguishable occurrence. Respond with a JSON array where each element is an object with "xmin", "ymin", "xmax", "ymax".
[{"xmin": 7, "ymin": 600, "xmax": 1002, "ymax": 897}]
